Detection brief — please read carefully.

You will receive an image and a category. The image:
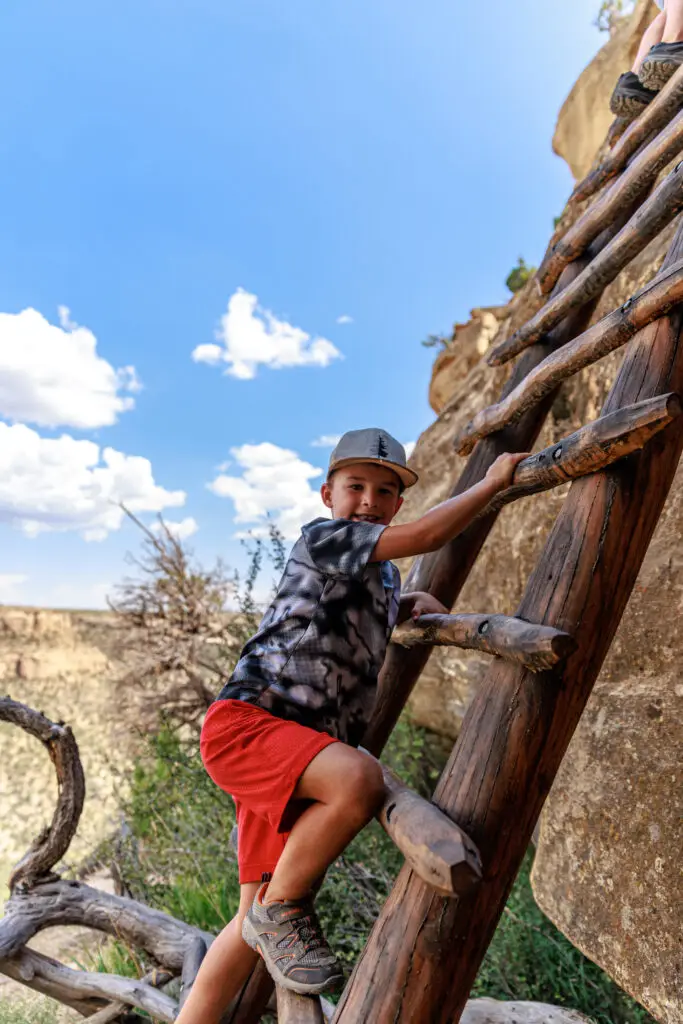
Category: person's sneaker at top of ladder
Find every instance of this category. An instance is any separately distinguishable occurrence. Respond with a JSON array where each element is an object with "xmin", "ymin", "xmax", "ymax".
[
  {"xmin": 639, "ymin": 41, "xmax": 683, "ymax": 91},
  {"xmin": 241, "ymin": 883, "xmax": 344, "ymax": 996},
  {"xmin": 609, "ymin": 71, "xmax": 658, "ymax": 121}
]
